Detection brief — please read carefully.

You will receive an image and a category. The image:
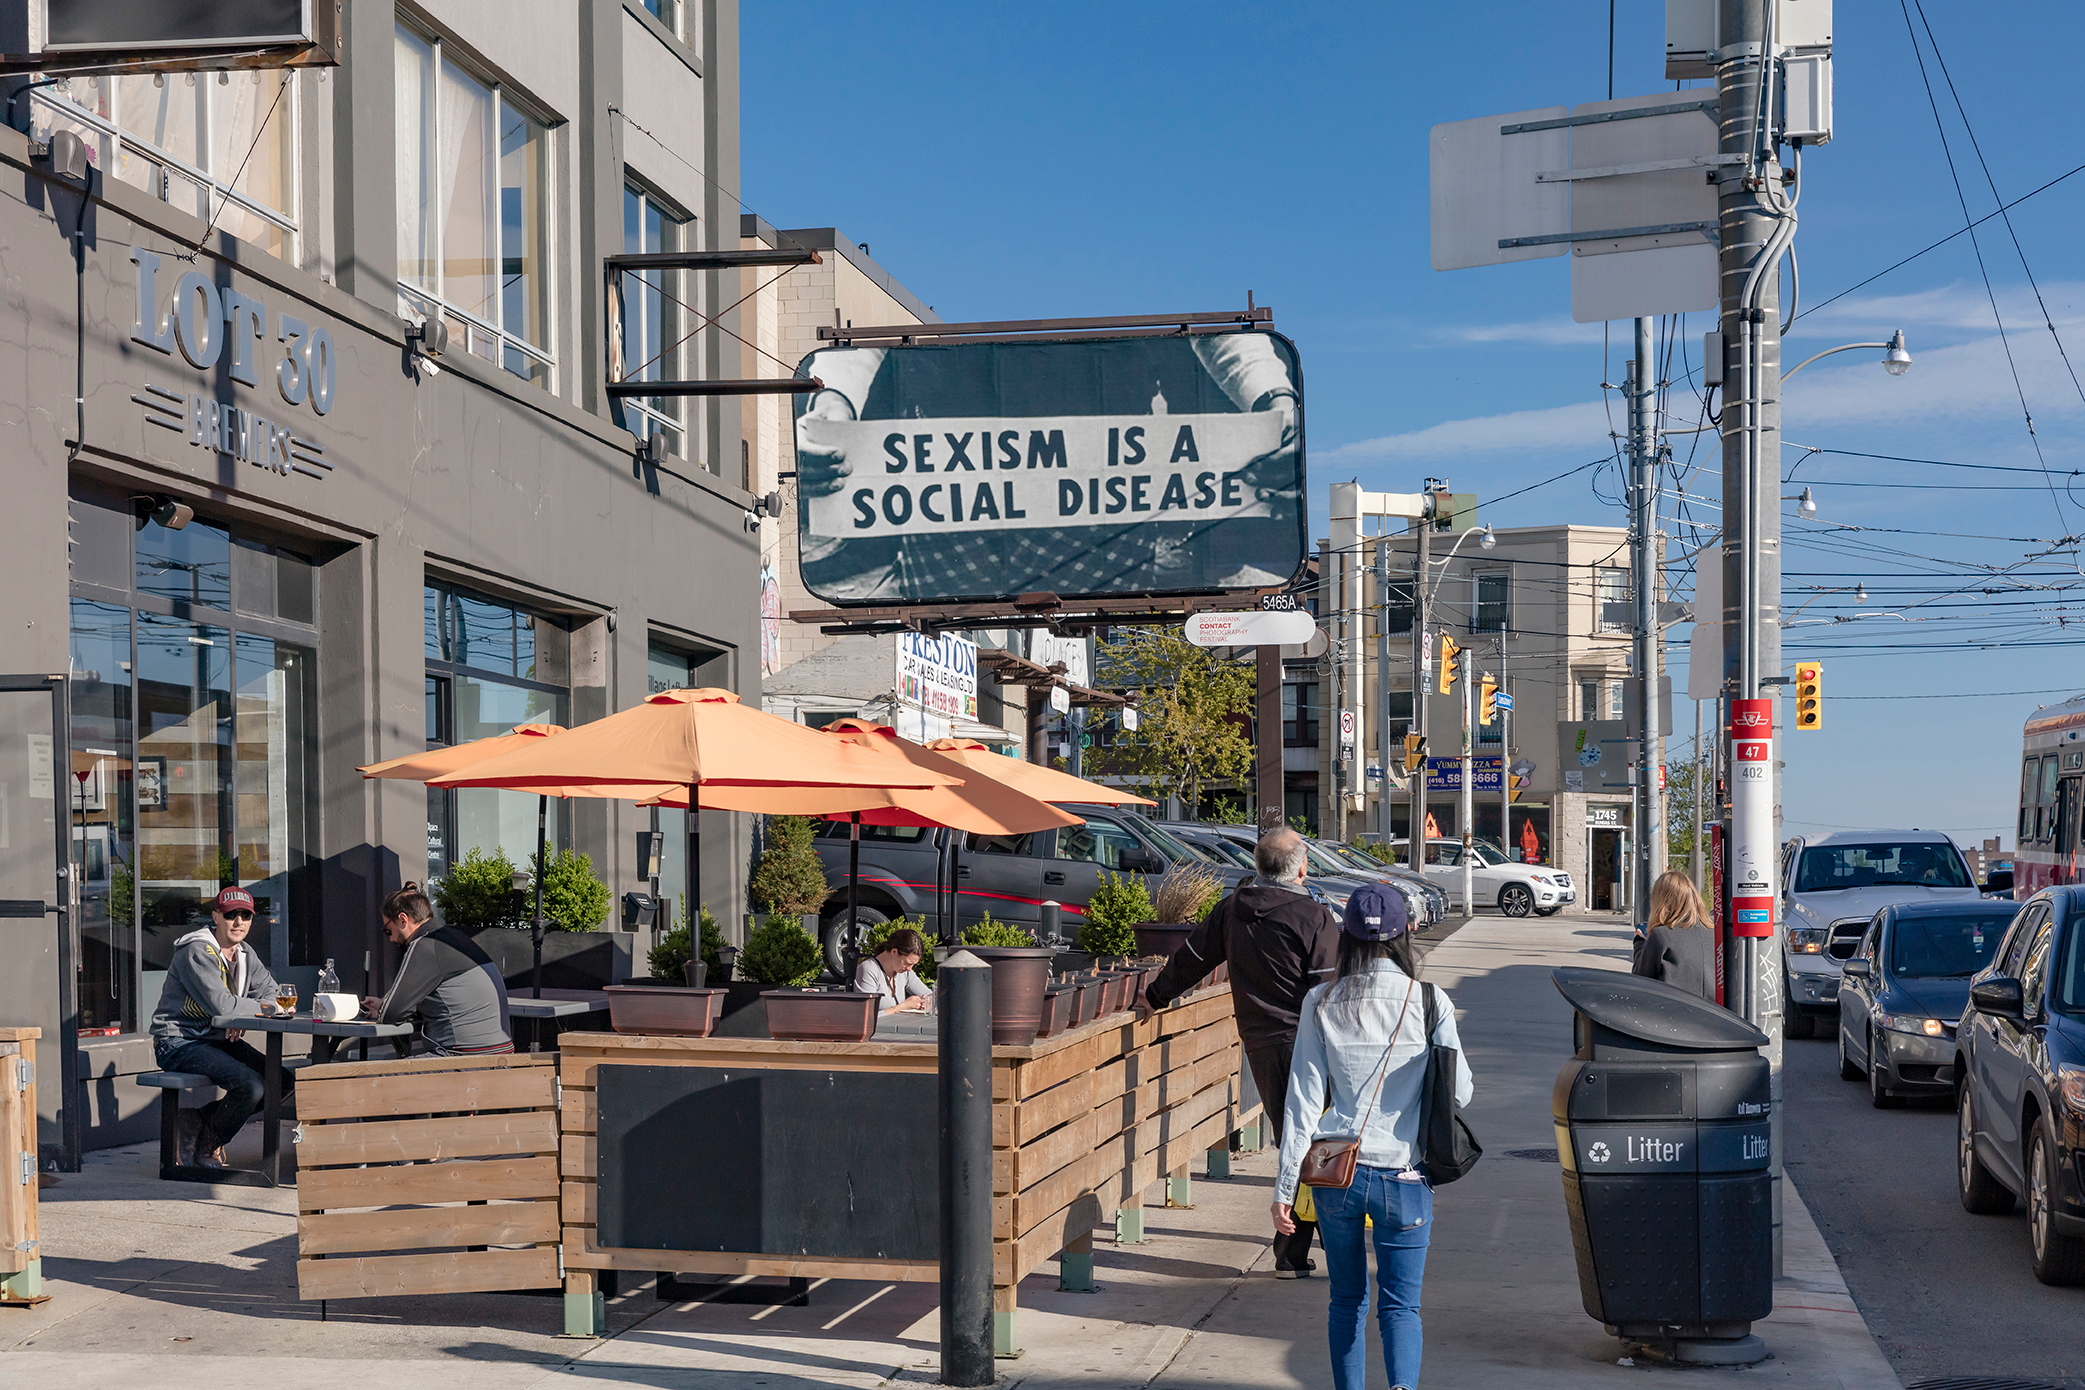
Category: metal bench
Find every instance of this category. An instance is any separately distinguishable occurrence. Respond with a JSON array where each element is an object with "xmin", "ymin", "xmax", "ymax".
[{"xmin": 135, "ymin": 1072, "xmax": 272, "ymax": 1187}]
